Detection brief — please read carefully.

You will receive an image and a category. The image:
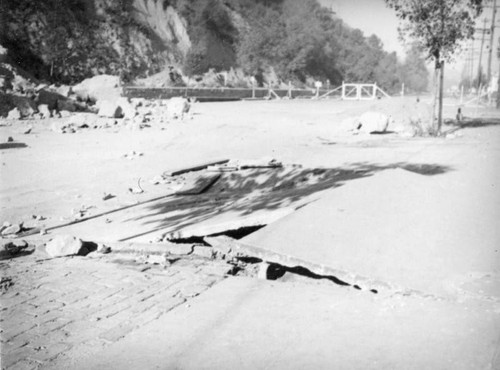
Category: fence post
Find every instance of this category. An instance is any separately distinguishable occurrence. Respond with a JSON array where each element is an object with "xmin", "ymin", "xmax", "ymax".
[
  {"xmin": 288, "ymin": 81, "xmax": 292, "ymax": 99},
  {"xmin": 341, "ymin": 81, "xmax": 345, "ymax": 100}
]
